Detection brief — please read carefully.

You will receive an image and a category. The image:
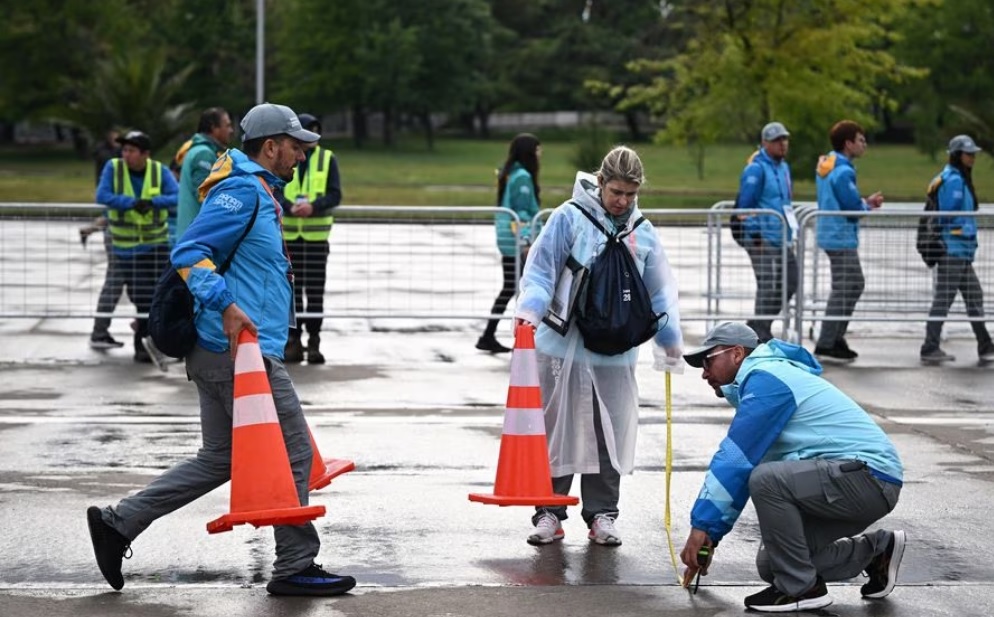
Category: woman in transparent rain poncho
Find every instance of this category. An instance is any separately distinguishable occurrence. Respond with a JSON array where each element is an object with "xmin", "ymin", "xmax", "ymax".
[{"xmin": 514, "ymin": 145, "xmax": 684, "ymax": 547}]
